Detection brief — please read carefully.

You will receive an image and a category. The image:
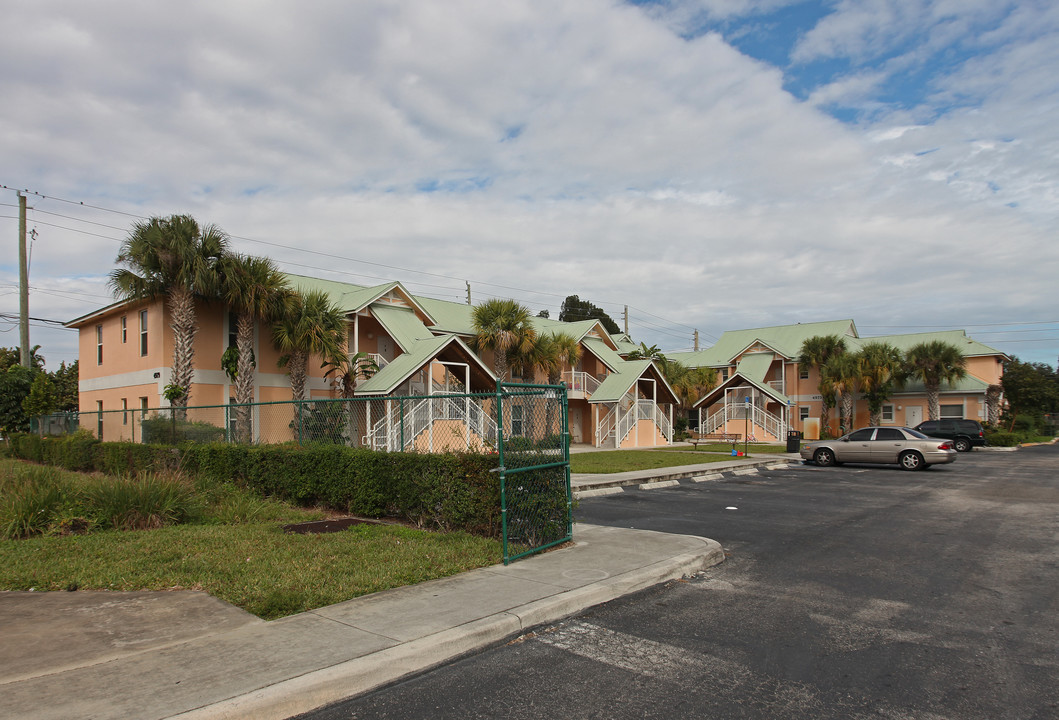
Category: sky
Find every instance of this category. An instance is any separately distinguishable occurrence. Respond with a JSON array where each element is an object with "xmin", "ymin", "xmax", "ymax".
[{"xmin": 2, "ymin": 0, "xmax": 1058, "ymax": 371}]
